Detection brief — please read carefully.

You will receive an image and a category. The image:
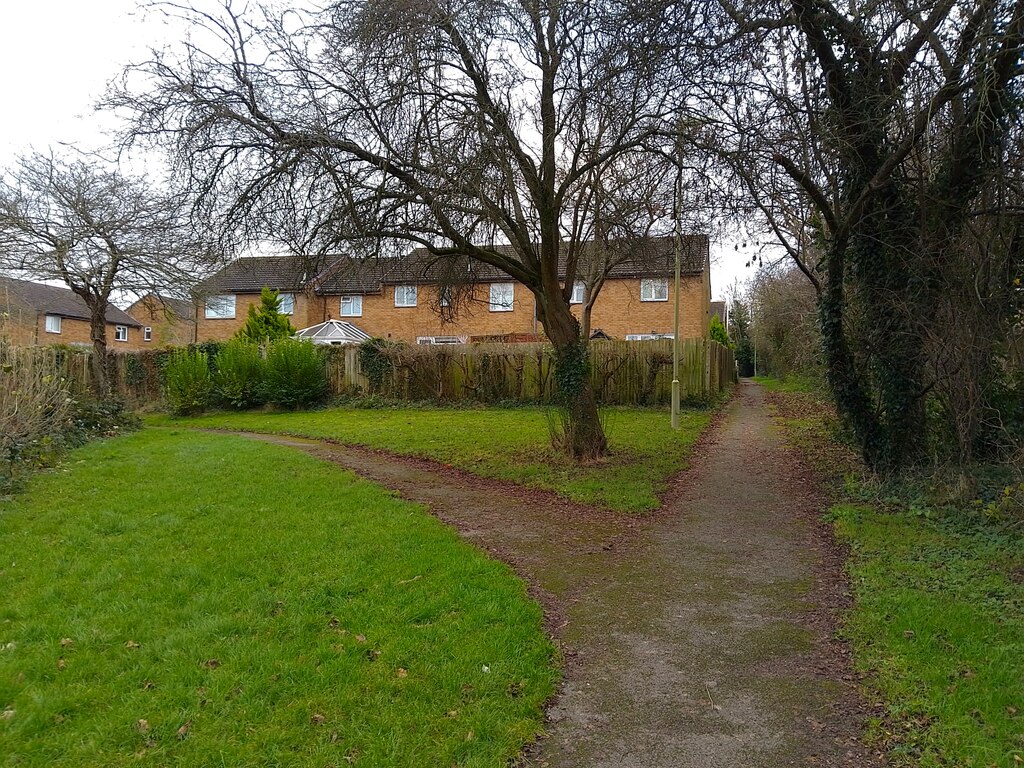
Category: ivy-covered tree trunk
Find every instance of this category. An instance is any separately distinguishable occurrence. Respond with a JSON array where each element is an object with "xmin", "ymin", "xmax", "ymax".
[
  {"xmin": 88, "ymin": 303, "xmax": 110, "ymax": 399},
  {"xmin": 538, "ymin": 288, "xmax": 608, "ymax": 460},
  {"xmin": 821, "ymin": 167, "xmax": 929, "ymax": 474}
]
